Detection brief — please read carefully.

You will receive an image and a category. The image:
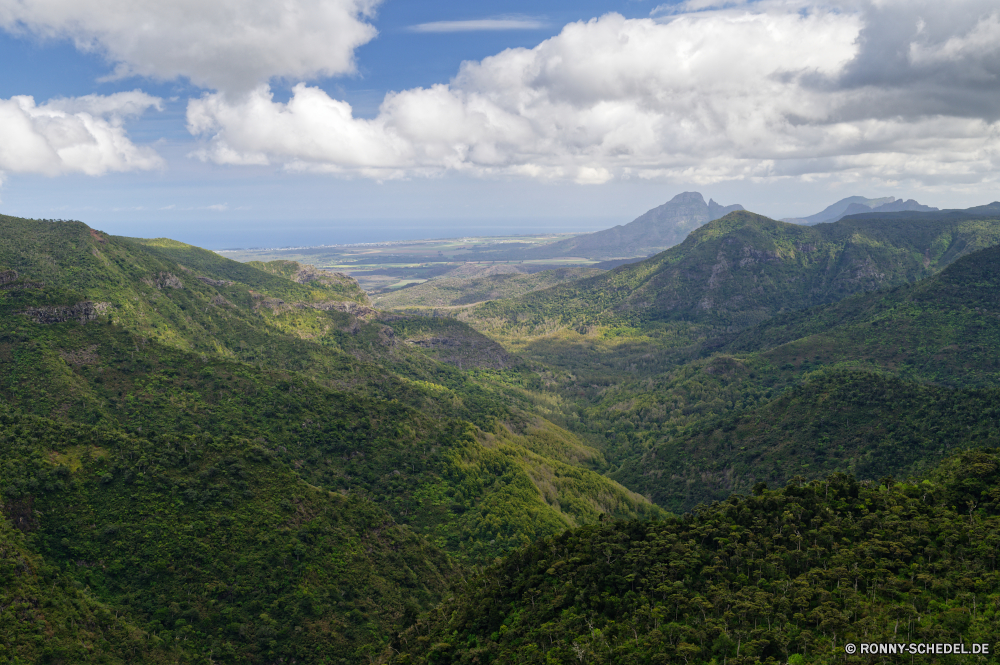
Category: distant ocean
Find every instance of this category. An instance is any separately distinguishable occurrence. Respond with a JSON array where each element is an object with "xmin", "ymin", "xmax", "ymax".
[{"xmin": 97, "ymin": 218, "xmax": 618, "ymax": 250}]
